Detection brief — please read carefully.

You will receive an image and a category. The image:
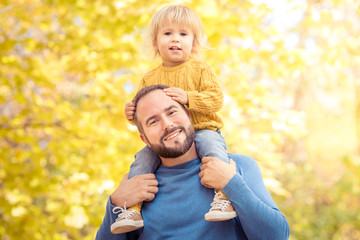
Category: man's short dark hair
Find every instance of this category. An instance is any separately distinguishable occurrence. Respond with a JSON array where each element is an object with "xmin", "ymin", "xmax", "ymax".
[{"xmin": 132, "ymin": 84, "xmax": 187, "ymax": 134}]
